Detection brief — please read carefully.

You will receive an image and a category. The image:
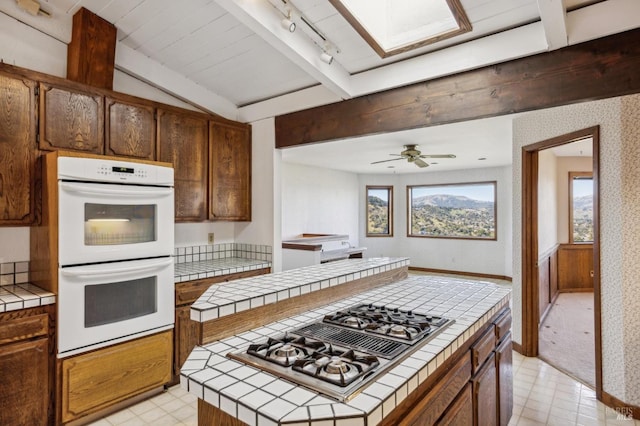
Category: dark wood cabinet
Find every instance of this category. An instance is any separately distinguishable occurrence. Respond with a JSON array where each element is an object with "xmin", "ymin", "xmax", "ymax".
[
  {"xmin": 473, "ymin": 352, "xmax": 497, "ymax": 426},
  {"xmin": 382, "ymin": 307, "xmax": 512, "ymax": 426},
  {"xmin": 0, "ymin": 71, "xmax": 38, "ymax": 225},
  {"xmin": 0, "ymin": 307, "xmax": 52, "ymax": 426},
  {"xmin": 105, "ymin": 97, "xmax": 156, "ymax": 160},
  {"xmin": 436, "ymin": 383, "xmax": 473, "ymax": 426},
  {"xmin": 38, "ymin": 82, "xmax": 104, "ymax": 154},
  {"xmin": 172, "ymin": 268, "xmax": 271, "ymax": 384},
  {"xmin": 496, "ymin": 334, "xmax": 513, "ymax": 426},
  {"xmin": 157, "ymin": 109, "xmax": 209, "ymax": 222},
  {"xmin": 209, "ymin": 120, "xmax": 251, "ymax": 221}
]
